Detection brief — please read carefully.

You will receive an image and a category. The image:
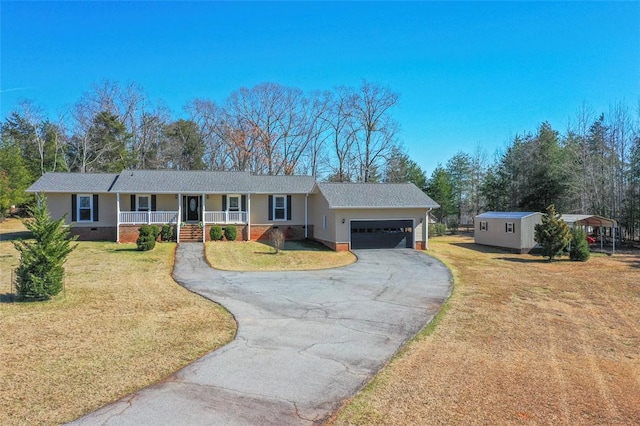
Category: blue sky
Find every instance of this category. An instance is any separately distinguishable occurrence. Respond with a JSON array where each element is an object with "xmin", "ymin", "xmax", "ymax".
[{"xmin": 1, "ymin": 1, "xmax": 638, "ymax": 175}]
